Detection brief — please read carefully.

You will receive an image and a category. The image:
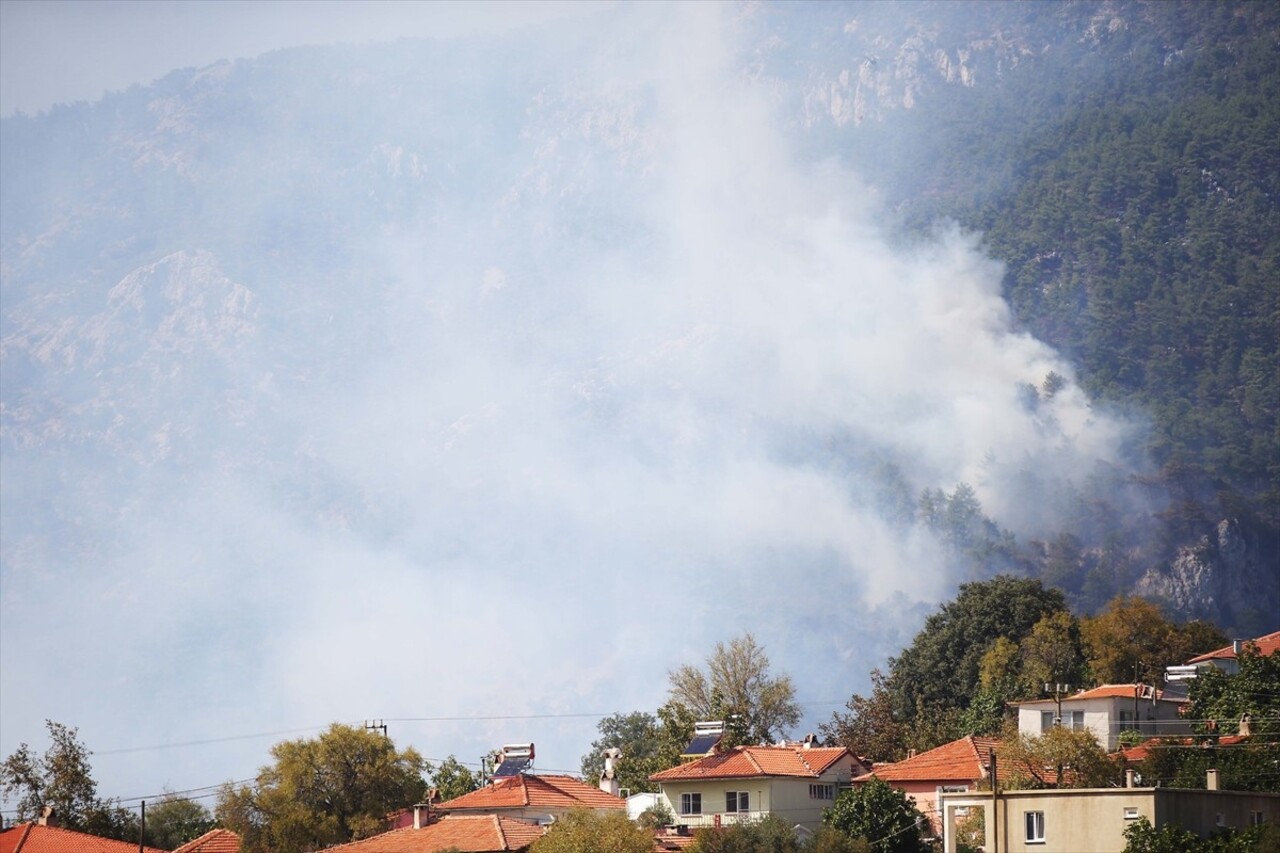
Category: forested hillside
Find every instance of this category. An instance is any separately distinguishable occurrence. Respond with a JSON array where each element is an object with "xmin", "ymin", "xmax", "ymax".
[{"xmin": 817, "ymin": 0, "xmax": 1279, "ymax": 627}]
